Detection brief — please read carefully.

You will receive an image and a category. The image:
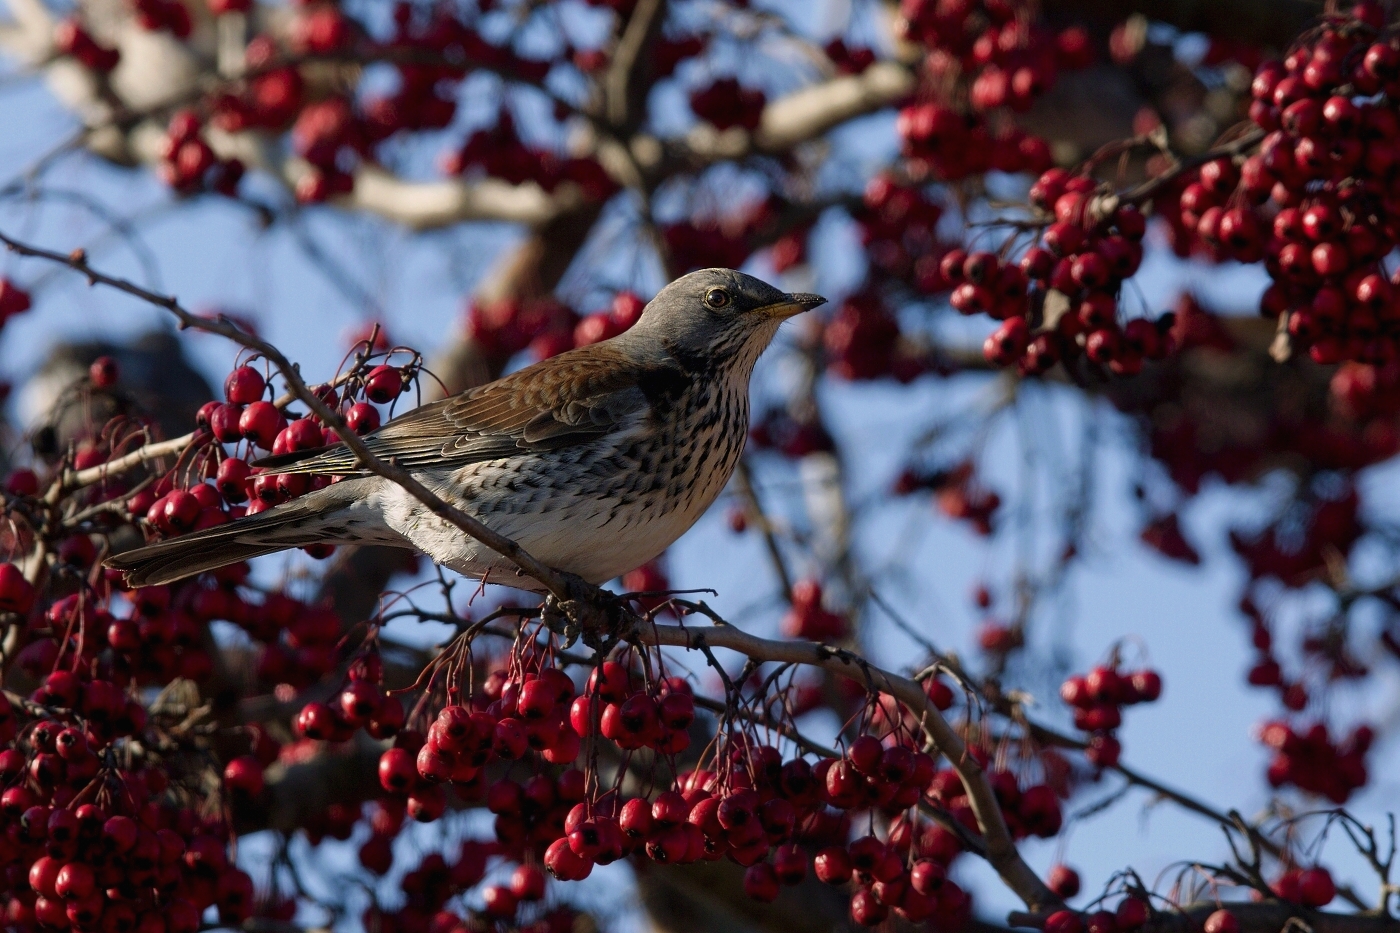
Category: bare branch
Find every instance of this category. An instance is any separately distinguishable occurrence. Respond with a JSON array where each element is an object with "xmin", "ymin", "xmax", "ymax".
[
  {"xmin": 1011, "ymin": 902, "xmax": 1400, "ymax": 933},
  {"xmin": 603, "ymin": 0, "xmax": 668, "ymax": 132},
  {"xmin": 662, "ymin": 61, "xmax": 915, "ymax": 171},
  {"xmin": 333, "ymin": 165, "xmax": 579, "ymax": 231},
  {"xmin": 754, "ymin": 61, "xmax": 915, "ymax": 153}
]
